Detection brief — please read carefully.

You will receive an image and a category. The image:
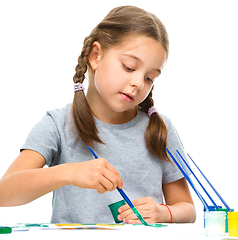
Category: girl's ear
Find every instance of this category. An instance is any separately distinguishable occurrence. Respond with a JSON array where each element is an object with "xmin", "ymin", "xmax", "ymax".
[{"xmin": 88, "ymin": 41, "xmax": 102, "ymax": 70}]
